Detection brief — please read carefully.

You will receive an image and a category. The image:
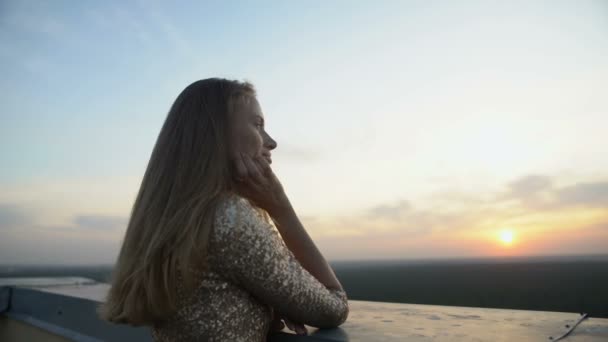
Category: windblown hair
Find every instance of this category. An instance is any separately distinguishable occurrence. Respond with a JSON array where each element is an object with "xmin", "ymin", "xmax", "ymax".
[{"xmin": 98, "ymin": 78, "xmax": 256, "ymax": 326}]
